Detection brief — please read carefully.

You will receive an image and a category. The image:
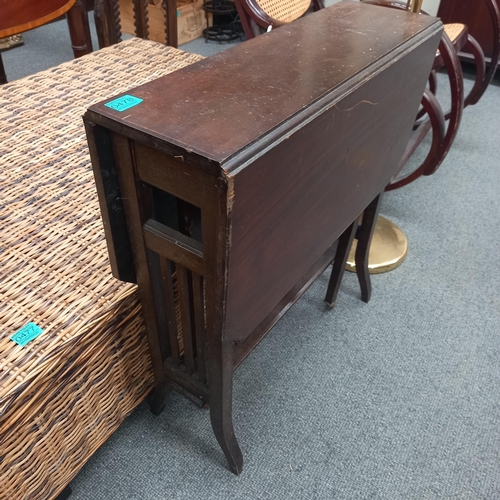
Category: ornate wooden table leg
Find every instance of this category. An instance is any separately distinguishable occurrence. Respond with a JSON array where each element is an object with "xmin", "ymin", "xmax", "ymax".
[
  {"xmin": 94, "ymin": 0, "xmax": 122, "ymax": 48},
  {"xmin": 163, "ymin": 0, "xmax": 178, "ymax": 47},
  {"xmin": 208, "ymin": 338, "xmax": 243, "ymax": 475}
]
